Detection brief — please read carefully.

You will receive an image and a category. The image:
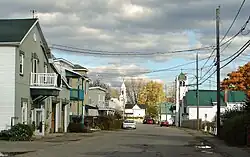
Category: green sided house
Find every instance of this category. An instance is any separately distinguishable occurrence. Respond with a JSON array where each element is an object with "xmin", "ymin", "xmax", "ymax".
[
  {"xmin": 182, "ymin": 90, "xmax": 246, "ymax": 122},
  {"xmin": 158, "ymin": 102, "xmax": 175, "ymax": 124},
  {"xmin": 0, "ymin": 18, "xmax": 71, "ymax": 135}
]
